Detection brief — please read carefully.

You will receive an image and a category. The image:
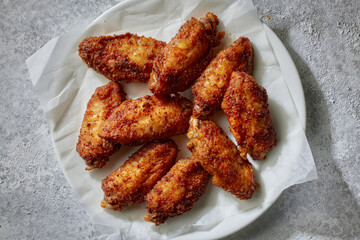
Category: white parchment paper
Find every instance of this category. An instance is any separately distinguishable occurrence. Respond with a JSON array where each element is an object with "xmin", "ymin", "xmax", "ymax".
[{"xmin": 26, "ymin": 0, "xmax": 317, "ymax": 239}]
